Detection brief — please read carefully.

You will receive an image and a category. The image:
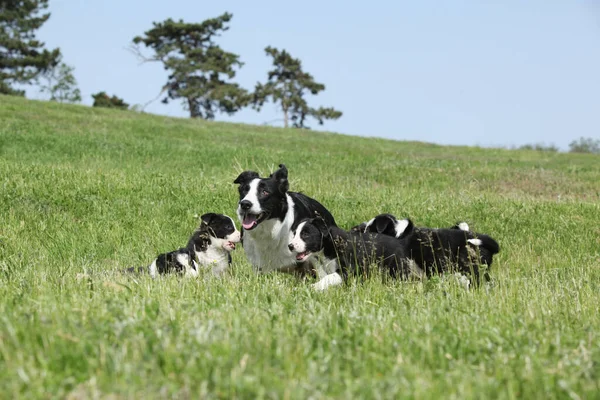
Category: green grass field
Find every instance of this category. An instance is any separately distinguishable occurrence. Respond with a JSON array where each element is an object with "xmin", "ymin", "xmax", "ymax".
[{"xmin": 1, "ymin": 94, "xmax": 599, "ymax": 399}]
